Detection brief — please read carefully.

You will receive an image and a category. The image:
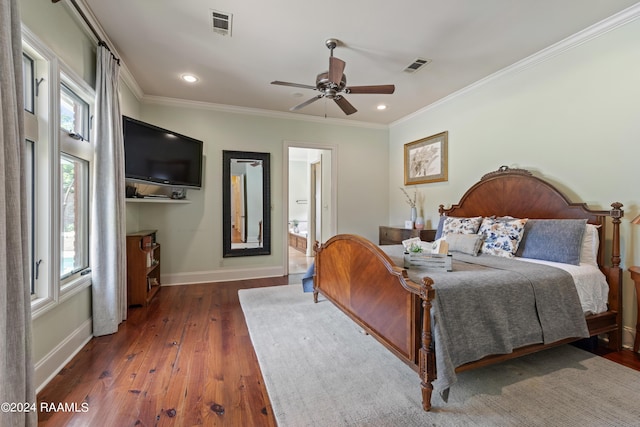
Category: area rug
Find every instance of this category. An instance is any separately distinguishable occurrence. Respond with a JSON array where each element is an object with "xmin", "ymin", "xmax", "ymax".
[{"xmin": 239, "ymin": 285, "xmax": 640, "ymax": 427}]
